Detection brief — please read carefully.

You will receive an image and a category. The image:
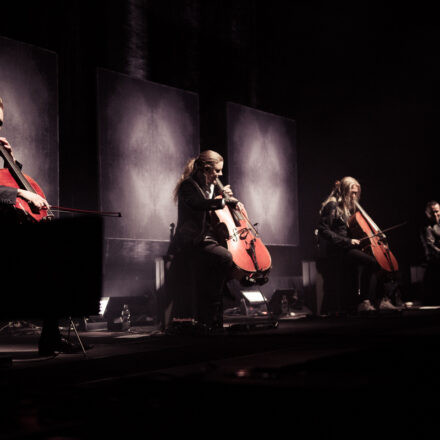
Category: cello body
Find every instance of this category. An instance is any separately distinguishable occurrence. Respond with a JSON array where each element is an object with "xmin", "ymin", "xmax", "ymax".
[
  {"xmin": 212, "ymin": 179, "xmax": 271, "ymax": 285},
  {"xmin": 348, "ymin": 204, "xmax": 398, "ymax": 273},
  {"xmin": 0, "ymin": 168, "xmax": 50, "ymax": 222},
  {"xmin": 1, "ymin": 142, "xmax": 119, "ymax": 219},
  {"xmin": 0, "ymin": 140, "xmax": 52, "ymax": 222}
]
